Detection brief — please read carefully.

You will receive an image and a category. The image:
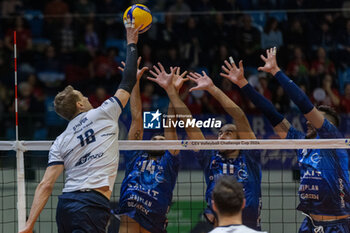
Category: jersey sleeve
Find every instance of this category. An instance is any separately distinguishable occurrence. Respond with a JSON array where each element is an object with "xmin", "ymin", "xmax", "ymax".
[
  {"xmin": 317, "ymin": 118, "xmax": 343, "ymax": 139},
  {"xmin": 98, "ymin": 96, "xmax": 123, "ymax": 121},
  {"xmin": 286, "ymin": 126, "xmax": 306, "ymax": 139},
  {"xmin": 193, "ymin": 150, "xmax": 213, "ymax": 169},
  {"xmin": 47, "ymin": 139, "xmax": 64, "ymax": 166}
]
